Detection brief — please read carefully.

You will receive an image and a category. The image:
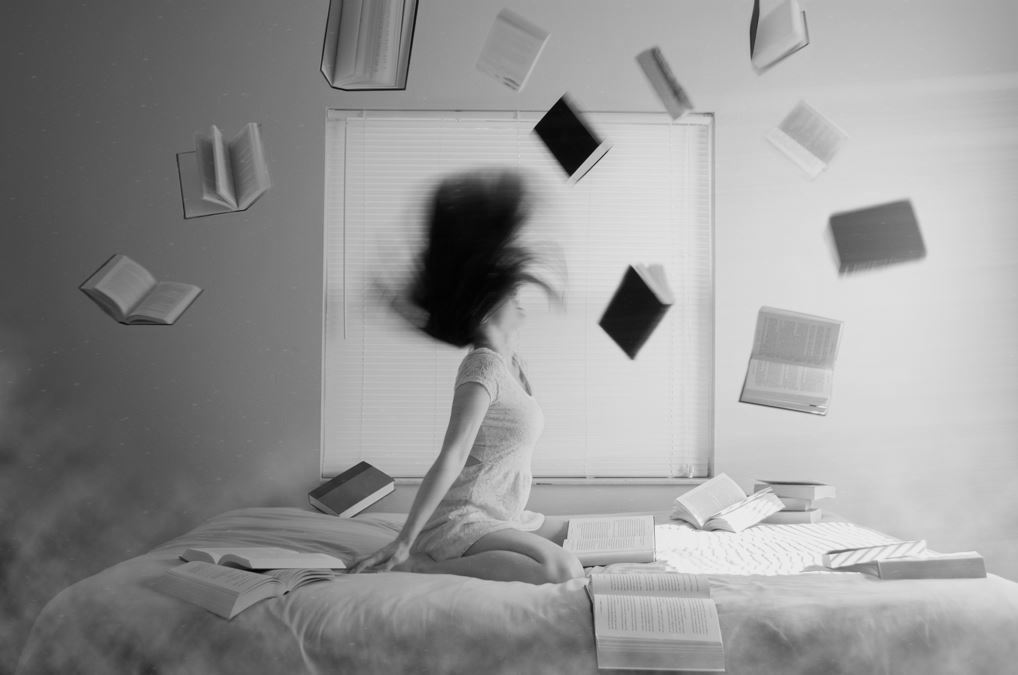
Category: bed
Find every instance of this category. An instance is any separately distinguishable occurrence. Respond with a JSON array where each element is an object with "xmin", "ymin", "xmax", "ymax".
[{"xmin": 17, "ymin": 506, "xmax": 1018, "ymax": 674}]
